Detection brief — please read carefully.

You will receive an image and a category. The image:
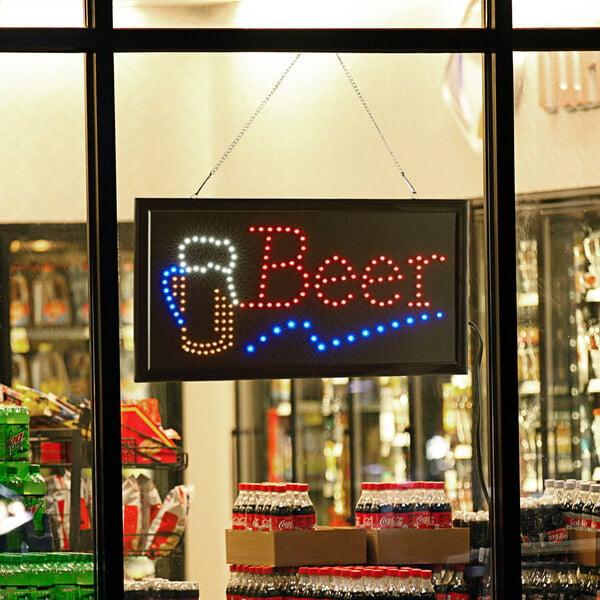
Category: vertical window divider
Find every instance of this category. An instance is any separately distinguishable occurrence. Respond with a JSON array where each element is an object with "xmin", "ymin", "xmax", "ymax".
[
  {"xmin": 85, "ymin": 0, "xmax": 125, "ymax": 597},
  {"xmin": 484, "ymin": 0, "xmax": 522, "ymax": 598}
]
